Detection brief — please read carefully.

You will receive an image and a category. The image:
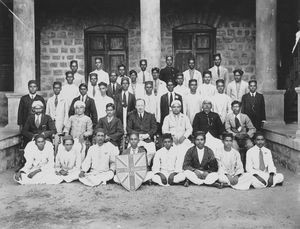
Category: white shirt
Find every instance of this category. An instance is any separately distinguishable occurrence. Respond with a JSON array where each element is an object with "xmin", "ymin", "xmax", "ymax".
[
  {"xmin": 142, "ymin": 93, "xmax": 160, "ymax": 122},
  {"xmin": 94, "ymin": 95, "xmax": 114, "ymax": 119},
  {"xmin": 128, "ymin": 83, "xmax": 144, "ymax": 99},
  {"xmin": 226, "ymin": 80, "xmax": 249, "ymax": 101},
  {"xmin": 183, "ymin": 92, "xmax": 202, "ymax": 124},
  {"xmin": 197, "ymin": 83, "xmax": 217, "ymax": 100},
  {"xmin": 91, "ymin": 69, "xmax": 109, "ymax": 84},
  {"xmin": 212, "ymin": 93, "xmax": 232, "ymax": 123},
  {"xmin": 209, "ymin": 65, "xmax": 229, "ymax": 86},
  {"xmin": 46, "ymin": 94, "xmax": 68, "ymax": 133},
  {"xmin": 183, "ymin": 69, "xmax": 202, "ymax": 88},
  {"xmin": 152, "ymin": 146, "xmax": 180, "ymax": 174},
  {"xmin": 122, "ymin": 90, "xmax": 129, "ymax": 131},
  {"xmin": 81, "ymin": 142, "xmax": 119, "ymax": 173},
  {"xmin": 196, "ymin": 147, "xmax": 204, "ymax": 164},
  {"xmin": 174, "ymin": 85, "xmax": 189, "ymax": 97},
  {"xmin": 72, "ymin": 72, "xmax": 85, "ymax": 87},
  {"xmin": 21, "ymin": 141, "xmax": 54, "ymax": 174},
  {"xmin": 34, "ymin": 114, "xmax": 42, "ymax": 126},
  {"xmin": 153, "ymin": 79, "xmax": 167, "ymax": 97},
  {"xmin": 55, "ymin": 143, "xmax": 82, "ymax": 172},
  {"xmin": 215, "ymin": 147, "xmax": 244, "ymax": 176},
  {"xmin": 162, "ymin": 113, "xmax": 192, "ymax": 141},
  {"xmin": 246, "ymin": 145, "xmax": 277, "ymax": 175},
  {"xmin": 29, "ymin": 93, "xmax": 37, "ymax": 100},
  {"xmin": 87, "ymin": 83, "xmax": 100, "ymax": 99},
  {"xmin": 61, "ymin": 84, "xmax": 79, "ymax": 108},
  {"xmin": 137, "ymin": 71, "xmax": 152, "ymax": 84}
]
